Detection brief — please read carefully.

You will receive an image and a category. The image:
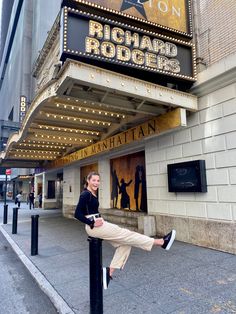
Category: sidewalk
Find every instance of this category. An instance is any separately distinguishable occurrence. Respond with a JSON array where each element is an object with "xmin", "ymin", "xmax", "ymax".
[{"xmin": 1, "ymin": 202, "xmax": 236, "ymax": 314}]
